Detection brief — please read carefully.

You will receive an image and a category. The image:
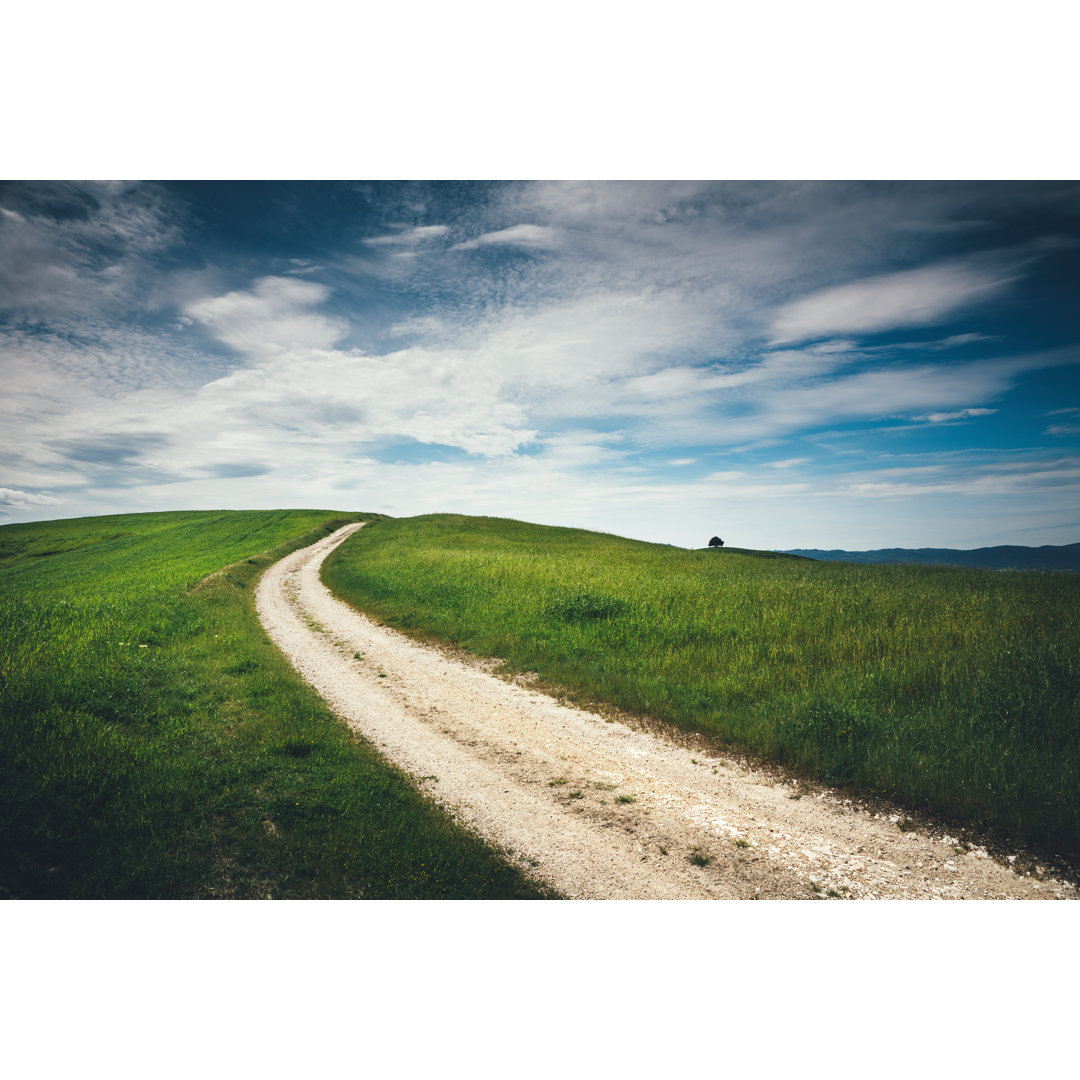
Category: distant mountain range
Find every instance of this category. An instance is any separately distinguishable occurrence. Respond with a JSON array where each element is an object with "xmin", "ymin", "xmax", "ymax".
[{"xmin": 779, "ymin": 543, "xmax": 1080, "ymax": 570}]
